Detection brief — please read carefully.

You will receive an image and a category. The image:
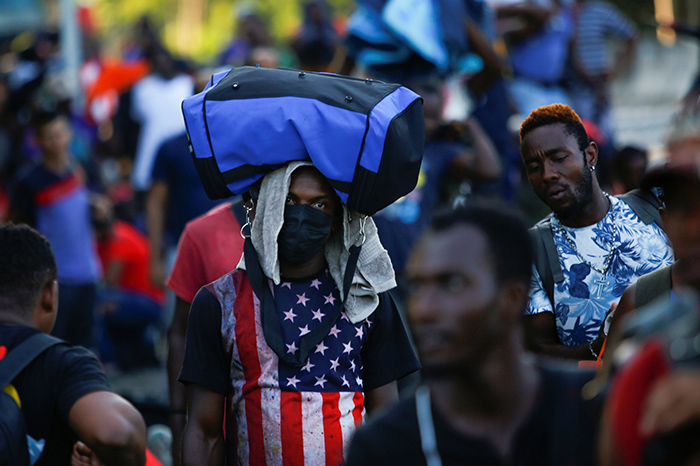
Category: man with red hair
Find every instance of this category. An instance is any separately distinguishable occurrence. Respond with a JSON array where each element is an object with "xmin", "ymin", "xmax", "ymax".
[{"xmin": 519, "ymin": 103, "xmax": 673, "ymax": 360}]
